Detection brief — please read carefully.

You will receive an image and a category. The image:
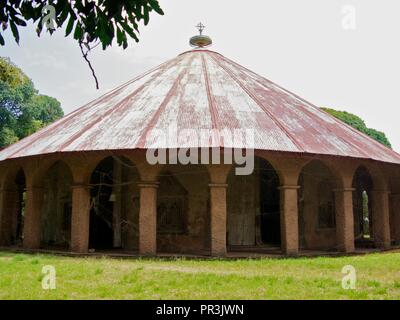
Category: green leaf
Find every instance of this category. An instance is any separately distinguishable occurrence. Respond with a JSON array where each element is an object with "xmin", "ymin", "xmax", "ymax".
[
  {"xmin": 119, "ymin": 21, "xmax": 139, "ymax": 42},
  {"xmin": 116, "ymin": 27, "xmax": 123, "ymax": 45},
  {"xmin": 143, "ymin": 6, "xmax": 149, "ymax": 25},
  {"xmin": 13, "ymin": 16, "xmax": 27, "ymax": 27},
  {"xmin": 116, "ymin": 27, "xmax": 128, "ymax": 49},
  {"xmin": 9, "ymin": 20, "xmax": 20, "ymax": 44},
  {"xmin": 132, "ymin": 5, "xmax": 143, "ymax": 20},
  {"xmin": 73, "ymin": 22, "xmax": 83, "ymax": 40},
  {"xmin": 128, "ymin": 13, "xmax": 138, "ymax": 30},
  {"xmin": 148, "ymin": 0, "xmax": 164, "ymax": 15},
  {"xmin": 65, "ymin": 15, "xmax": 75, "ymax": 37},
  {"xmin": 36, "ymin": 20, "xmax": 43, "ymax": 37},
  {"xmin": 58, "ymin": 7, "xmax": 70, "ymax": 26}
]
